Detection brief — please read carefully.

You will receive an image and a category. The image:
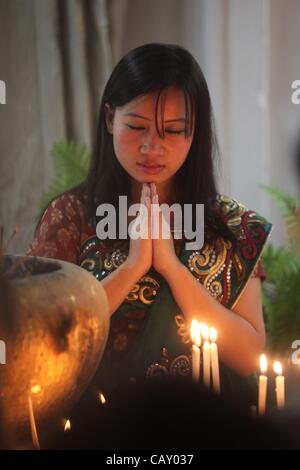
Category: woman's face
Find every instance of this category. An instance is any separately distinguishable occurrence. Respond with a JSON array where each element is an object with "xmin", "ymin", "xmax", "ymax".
[{"xmin": 104, "ymin": 86, "xmax": 195, "ymax": 186}]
